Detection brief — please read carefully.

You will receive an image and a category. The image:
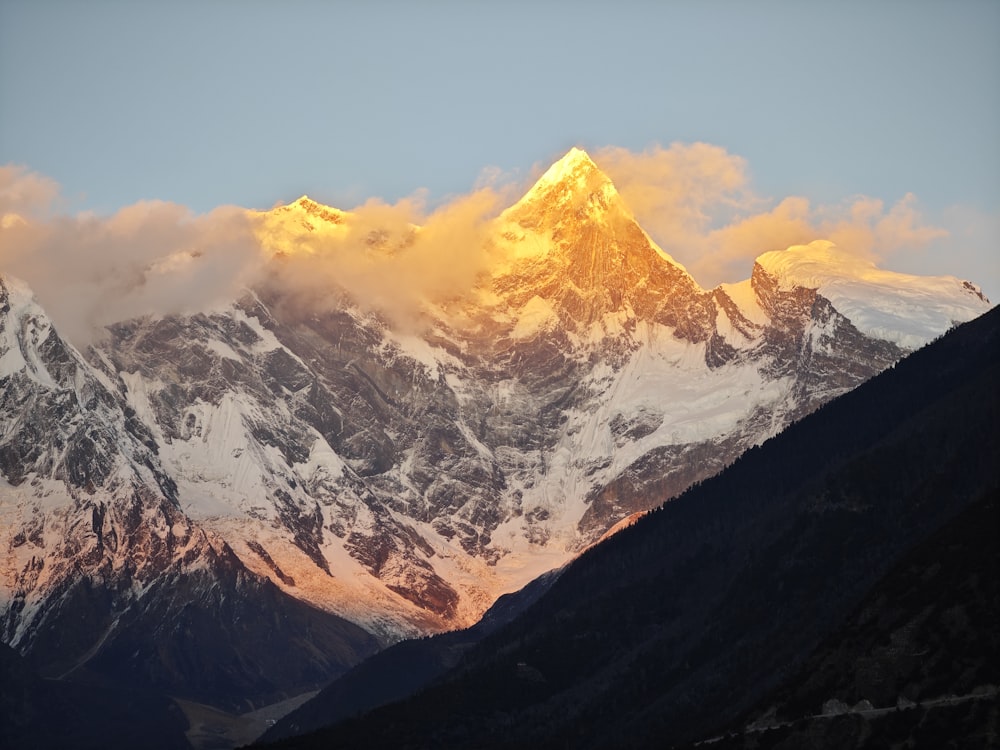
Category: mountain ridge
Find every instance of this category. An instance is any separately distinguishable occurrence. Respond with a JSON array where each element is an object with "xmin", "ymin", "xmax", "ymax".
[
  {"xmin": 256, "ymin": 302, "xmax": 1000, "ymax": 750},
  {"xmin": 0, "ymin": 148, "xmax": 993, "ymax": 717}
]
